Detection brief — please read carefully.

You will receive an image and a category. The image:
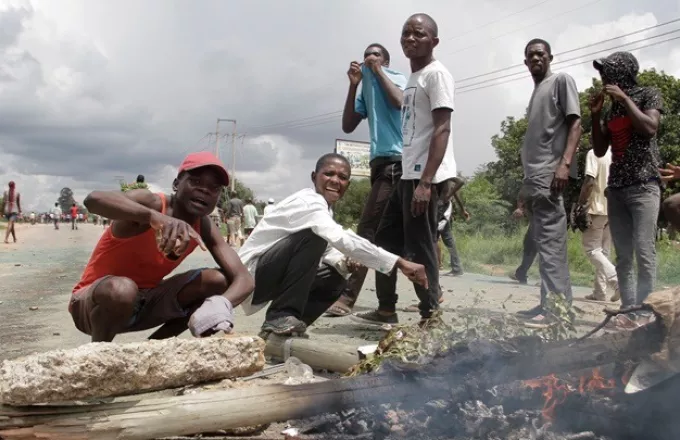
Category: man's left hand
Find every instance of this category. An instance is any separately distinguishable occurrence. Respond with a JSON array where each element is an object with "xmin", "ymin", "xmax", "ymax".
[
  {"xmin": 411, "ymin": 183, "xmax": 431, "ymax": 217},
  {"xmin": 345, "ymin": 257, "xmax": 362, "ymax": 273},
  {"xmin": 188, "ymin": 296, "xmax": 234, "ymax": 337},
  {"xmin": 604, "ymin": 84, "xmax": 627, "ymax": 103},
  {"xmin": 462, "ymin": 210, "xmax": 471, "ymax": 221},
  {"xmin": 552, "ymin": 163, "xmax": 570, "ymax": 193}
]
